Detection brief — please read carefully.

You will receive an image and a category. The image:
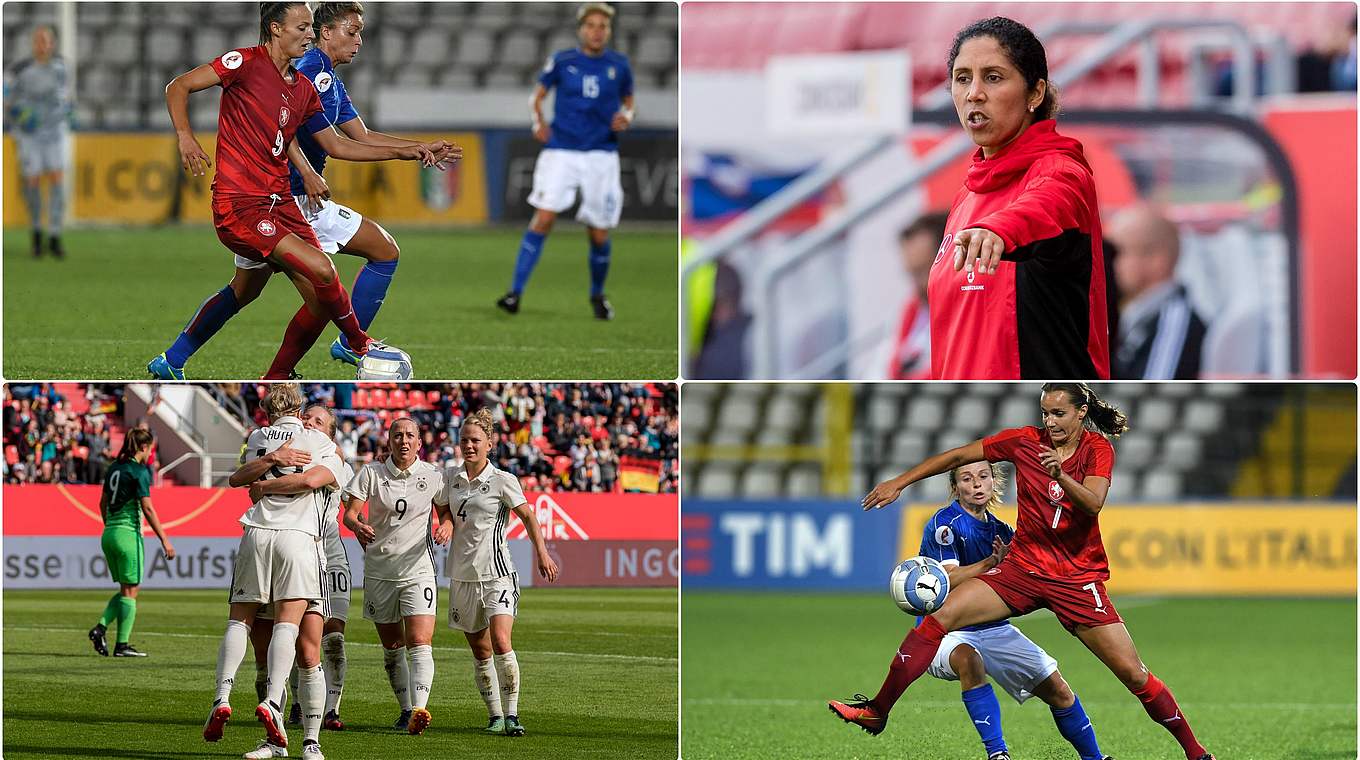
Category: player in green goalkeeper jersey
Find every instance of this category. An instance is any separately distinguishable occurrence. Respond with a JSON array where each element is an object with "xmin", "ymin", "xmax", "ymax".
[{"xmin": 88, "ymin": 429, "xmax": 176, "ymax": 657}]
